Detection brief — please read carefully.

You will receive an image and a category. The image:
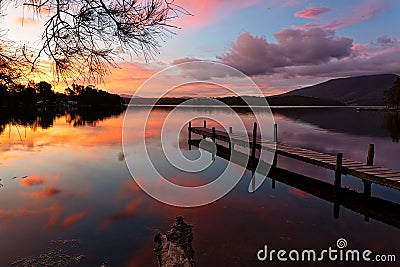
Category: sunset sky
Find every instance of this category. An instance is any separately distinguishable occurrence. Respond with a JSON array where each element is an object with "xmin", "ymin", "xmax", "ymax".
[{"xmin": 2, "ymin": 0, "xmax": 400, "ymax": 97}]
